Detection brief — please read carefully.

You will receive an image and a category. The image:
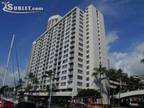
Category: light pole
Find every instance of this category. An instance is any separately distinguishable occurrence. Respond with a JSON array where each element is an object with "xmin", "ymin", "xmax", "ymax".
[
  {"xmin": 48, "ymin": 73, "xmax": 53, "ymax": 108},
  {"xmin": 119, "ymin": 77, "xmax": 121, "ymax": 106}
]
